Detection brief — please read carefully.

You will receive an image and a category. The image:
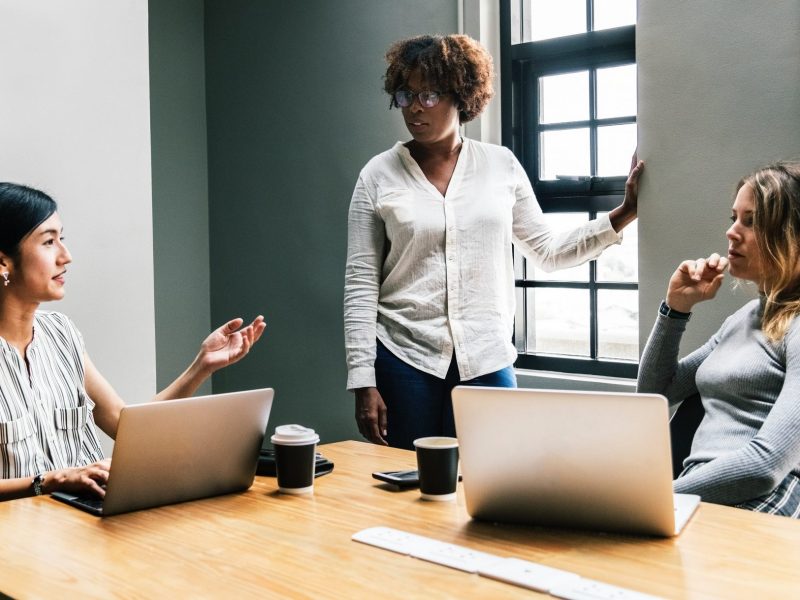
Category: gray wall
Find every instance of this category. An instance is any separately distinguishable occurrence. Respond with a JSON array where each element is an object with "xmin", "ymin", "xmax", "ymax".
[
  {"xmin": 153, "ymin": 1, "xmax": 799, "ymax": 445},
  {"xmin": 149, "ymin": 0, "xmax": 212, "ymax": 393},
  {"xmin": 204, "ymin": 1, "xmax": 458, "ymax": 442},
  {"xmin": 637, "ymin": 1, "xmax": 800, "ymax": 355},
  {"xmin": 4, "ymin": 0, "xmax": 794, "ymax": 450}
]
